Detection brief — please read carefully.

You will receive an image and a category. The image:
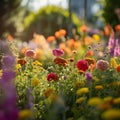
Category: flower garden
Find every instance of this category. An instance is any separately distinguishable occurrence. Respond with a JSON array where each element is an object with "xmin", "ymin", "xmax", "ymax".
[{"xmin": 0, "ymin": 23, "xmax": 120, "ymax": 120}]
